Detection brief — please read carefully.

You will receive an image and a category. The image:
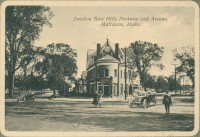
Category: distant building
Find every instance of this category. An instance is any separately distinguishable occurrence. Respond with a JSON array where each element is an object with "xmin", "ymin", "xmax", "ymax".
[
  {"xmin": 75, "ymin": 71, "xmax": 87, "ymax": 93},
  {"xmin": 86, "ymin": 39, "xmax": 140, "ymax": 97}
]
